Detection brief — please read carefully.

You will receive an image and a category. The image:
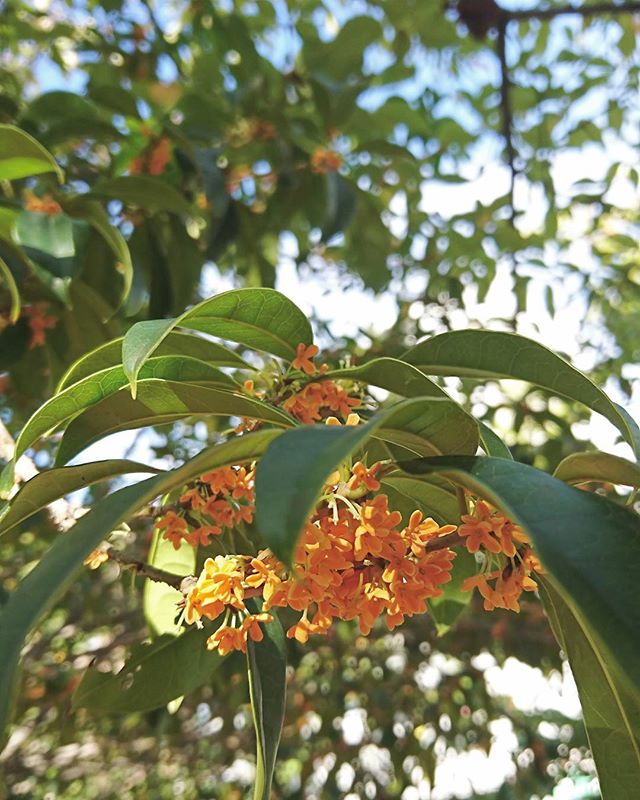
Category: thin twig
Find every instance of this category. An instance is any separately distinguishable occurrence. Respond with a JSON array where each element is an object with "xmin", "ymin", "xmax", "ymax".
[
  {"xmin": 107, "ymin": 550, "xmax": 187, "ymax": 590},
  {"xmin": 496, "ymin": 17, "xmax": 517, "ymax": 224},
  {"xmin": 424, "ymin": 532, "xmax": 465, "ymax": 552}
]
